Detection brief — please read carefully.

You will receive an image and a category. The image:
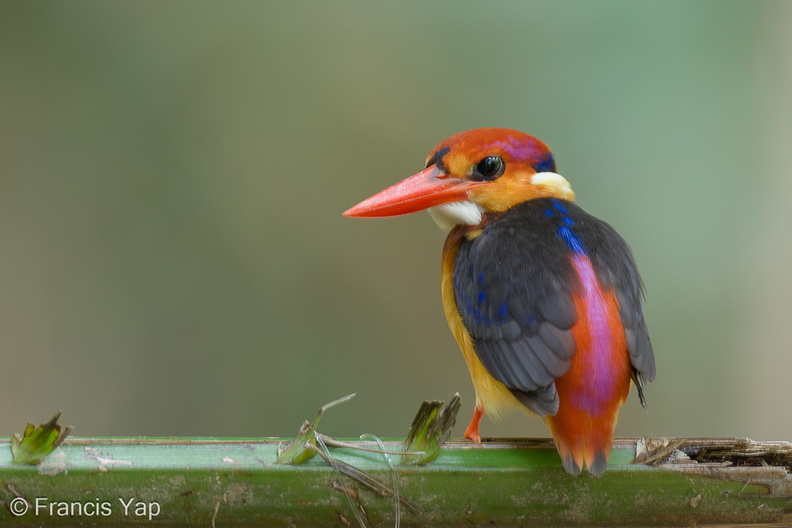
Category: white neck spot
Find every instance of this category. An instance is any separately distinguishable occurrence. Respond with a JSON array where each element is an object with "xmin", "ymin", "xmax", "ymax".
[{"xmin": 531, "ymin": 171, "xmax": 575, "ymax": 201}]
